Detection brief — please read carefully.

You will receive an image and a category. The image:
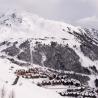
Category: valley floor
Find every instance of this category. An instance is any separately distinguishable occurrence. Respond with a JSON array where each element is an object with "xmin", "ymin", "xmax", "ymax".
[
  {"xmin": 0, "ymin": 58, "xmax": 69, "ymax": 98},
  {"xmin": 0, "ymin": 58, "xmax": 97, "ymax": 98}
]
